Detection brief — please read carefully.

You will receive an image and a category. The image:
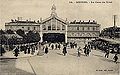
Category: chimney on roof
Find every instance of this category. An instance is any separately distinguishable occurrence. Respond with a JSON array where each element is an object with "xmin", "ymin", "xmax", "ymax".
[
  {"xmin": 17, "ymin": 17, "xmax": 22, "ymax": 21},
  {"xmin": 88, "ymin": 20, "xmax": 90, "ymax": 22},
  {"xmin": 20, "ymin": 17, "xmax": 22, "ymax": 21},
  {"xmin": 11, "ymin": 19, "xmax": 14, "ymax": 22},
  {"xmin": 40, "ymin": 18, "xmax": 42, "ymax": 22},
  {"xmin": 79, "ymin": 20, "xmax": 81, "ymax": 22},
  {"xmin": 113, "ymin": 15, "xmax": 117, "ymax": 27},
  {"xmin": 37, "ymin": 20, "xmax": 40, "ymax": 23},
  {"xmin": 65, "ymin": 18, "xmax": 67, "ymax": 22},
  {"xmin": 17, "ymin": 17, "xmax": 20, "ymax": 21},
  {"xmin": 15, "ymin": 19, "xmax": 17, "ymax": 22},
  {"xmin": 29, "ymin": 18, "xmax": 31, "ymax": 21},
  {"xmin": 88, "ymin": 20, "xmax": 90, "ymax": 23}
]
